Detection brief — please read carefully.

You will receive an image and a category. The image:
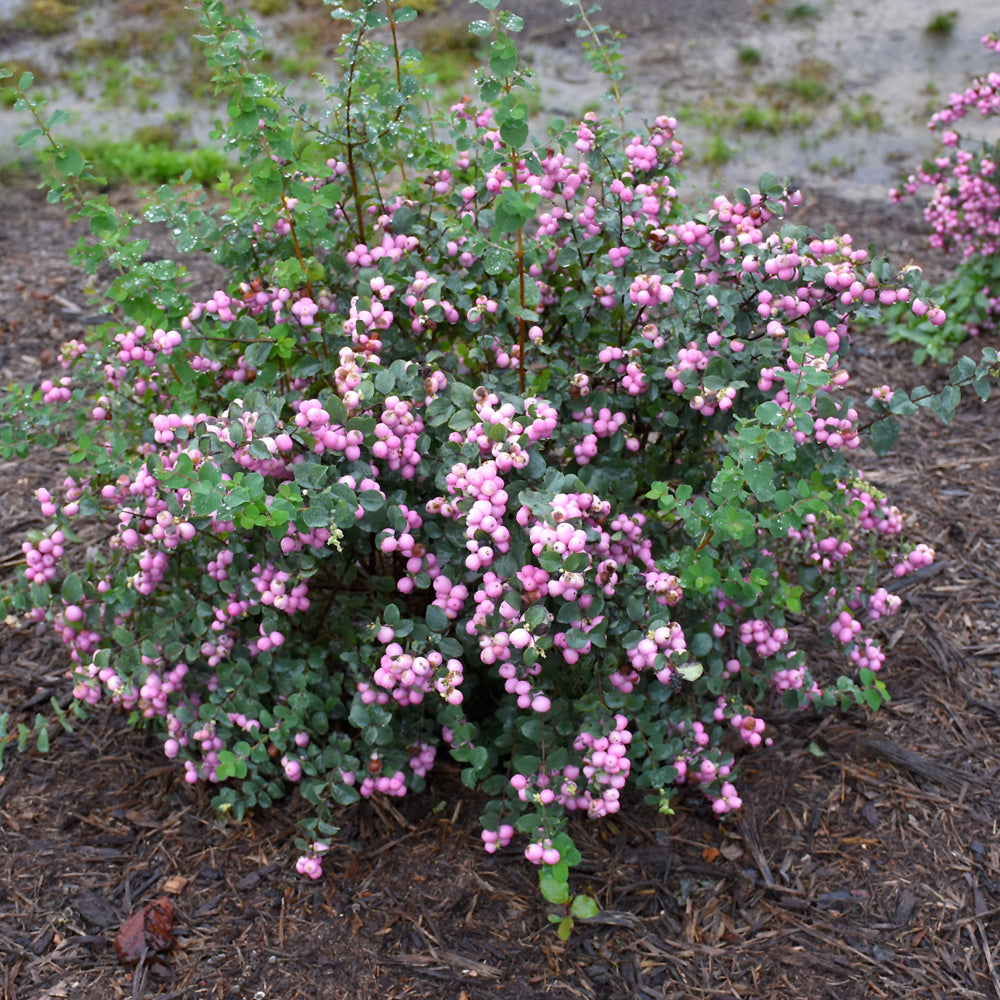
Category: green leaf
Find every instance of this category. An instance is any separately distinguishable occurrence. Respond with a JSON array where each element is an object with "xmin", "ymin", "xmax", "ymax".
[
  {"xmin": 888, "ymin": 389, "xmax": 917, "ymax": 416},
  {"xmin": 926, "ymin": 384, "xmax": 960, "ymax": 424},
  {"xmin": 758, "ymin": 171, "xmax": 780, "ymax": 194},
  {"xmin": 215, "ymin": 749, "xmax": 248, "ymax": 781},
  {"xmin": 483, "ymin": 244, "xmax": 514, "ymax": 274},
  {"xmin": 744, "ymin": 460, "xmax": 776, "ymax": 501},
  {"xmin": 489, "ymin": 37, "xmax": 518, "ymax": 77},
  {"xmin": 570, "ymin": 894, "xmax": 599, "ymax": 919},
  {"xmin": 494, "ymin": 188, "xmax": 535, "ymax": 234},
  {"xmin": 868, "ymin": 417, "xmax": 899, "ymax": 456},
  {"xmin": 539, "ymin": 869, "xmax": 569, "ymax": 905},
  {"xmin": 676, "ymin": 662, "xmax": 704, "ymax": 682},
  {"xmin": 61, "ymin": 572, "xmax": 84, "ymax": 605},
  {"xmin": 54, "ymin": 148, "xmax": 85, "ymax": 177},
  {"xmin": 44, "ymin": 109, "xmax": 70, "ymax": 129},
  {"xmin": 500, "ymin": 119, "xmax": 529, "ymax": 148},
  {"xmin": 950, "ymin": 354, "xmax": 978, "ymax": 385},
  {"xmin": 497, "ymin": 11, "xmax": 524, "ymax": 31},
  {"xmin": 689, "ymin": 632, "xmax": 713, "ymax": 657},
  {"xmin": 16, "ymin": 128, "xmax": 43, "ymax": 149},
  {"xmin": 425, "ymin": 604, "xmax": 448, "ymax": 633},
  {"xmin": 755, "ymin": 400, "xmax": 784, "ymax": 425},
  {"xmin": 552, "ymin": 832, "xmax": 581, "ymax": 867},
  {"xmin": 244, "ymin": 339, "xmax": 273, "ymax": 368},
  {"xmin": 450, "ymin": 381, "xmax": 476, "ymax": 408}
]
